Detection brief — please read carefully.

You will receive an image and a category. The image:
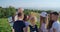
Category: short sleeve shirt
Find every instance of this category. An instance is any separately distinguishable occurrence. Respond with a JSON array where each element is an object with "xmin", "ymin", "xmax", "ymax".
[
  {"xmin": 25, "ymin": 22, "xmax": 30, "ymax": 27},
  {"xmin": 50, "ymin": 21, "xmax": 60, "ymax": 32},
  {"xmin": 13, "ymin": 20, "xmax": 26, "ymax": 32}
]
